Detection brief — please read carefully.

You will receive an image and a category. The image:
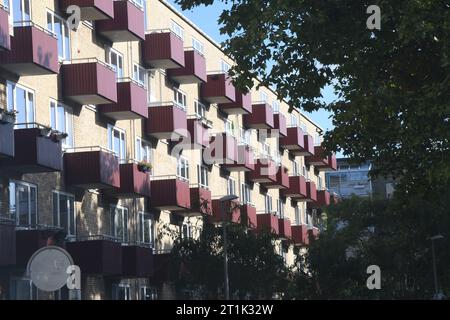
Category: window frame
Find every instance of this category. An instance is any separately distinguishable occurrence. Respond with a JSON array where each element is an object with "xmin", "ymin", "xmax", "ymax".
[
  {"xmin": 197, "ymin": 164, "xmax": 209, "ymax": 188},
  {"xmin": 9, "ymin": 180, "xmax": 38, "ymax": 227},
  {"xmin": 106, "ymin": 47, "xmax": 124, "ymax": 80},
  {"xmin": 240, "ymin": 183, "xmax": 252, "ymax": 205},
  {"xmin": 6, "ymin": 81, "xmax": 35, "ymax": 127},
  {"xmin": 46, "ymin": 9, "xmax": 71, "ymax": 61},
  {"xmin": 49, "ymin": 99, "xmax": 74, "ymax": 148},
  {"xmin": 110, "ymin": 205, "xmax": 129, "ymax": 243},
  {"xmin": 170, "ymin": 19, "xmax": 184, "ymax": 40},
  {"xmin": 227, "ymin": 177, "xmax": 236, "ymax": 196},
  {"xmin": 192, "ymin": 36, "xmax": 204, "ymax": 55},
  {"xmin": 137, "ymin": 211, "xmax": 154, "ymax": 247},
  {"xmin": 108, "ymin": 124, "xmax": 126, "ymax": 160},
  {"xmin": 173, "ymin": 87, "xmax": 187, "ymax": 111},
  {"xmin": 52, "ymin": 190, "xmax": 76, "ymax": 237},
  {"xmin": 177, "ymin": 156, "xmax": 190, "ymax": 181}
]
